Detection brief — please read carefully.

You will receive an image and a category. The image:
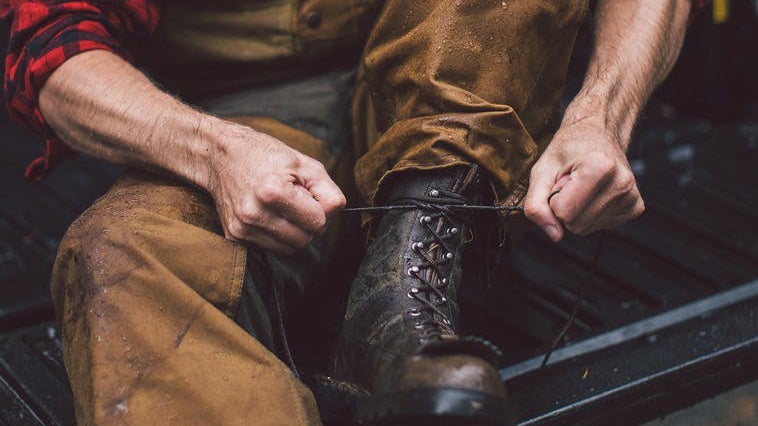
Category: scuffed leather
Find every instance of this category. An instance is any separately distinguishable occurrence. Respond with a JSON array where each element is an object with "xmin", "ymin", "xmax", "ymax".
[
  {"xmin": 333, "ymin": 166, "xmax": 506, "ymax": 401},
  {"xmin": 375, "ymin": 354, "xmax": 506, "ymax": 398}
]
